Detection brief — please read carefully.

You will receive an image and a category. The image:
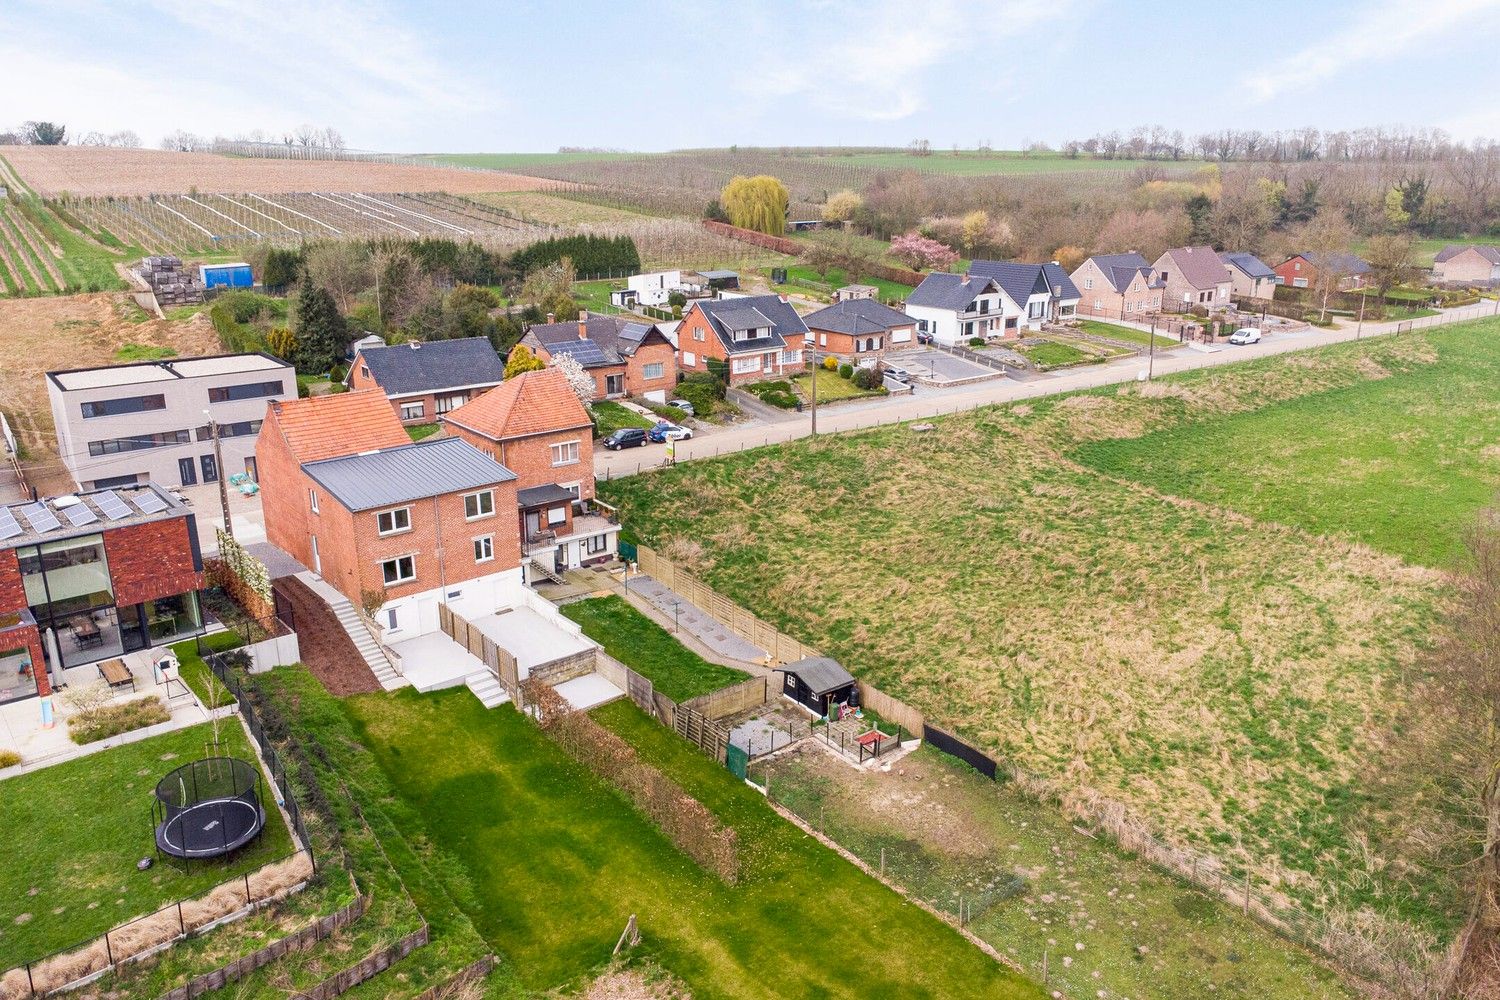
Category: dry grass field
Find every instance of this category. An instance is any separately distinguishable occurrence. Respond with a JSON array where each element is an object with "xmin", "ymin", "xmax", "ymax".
[
  {"xmin": 0, "ymin": 293, "xmax": 220, "ymax": 492},
  {"xmin": 601, "ymin": 327, "xmax": 1492, "ymax": 944},
  {"xmin": 1, "ymin": 145, "xmax": 556, "ymax": 197}
]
